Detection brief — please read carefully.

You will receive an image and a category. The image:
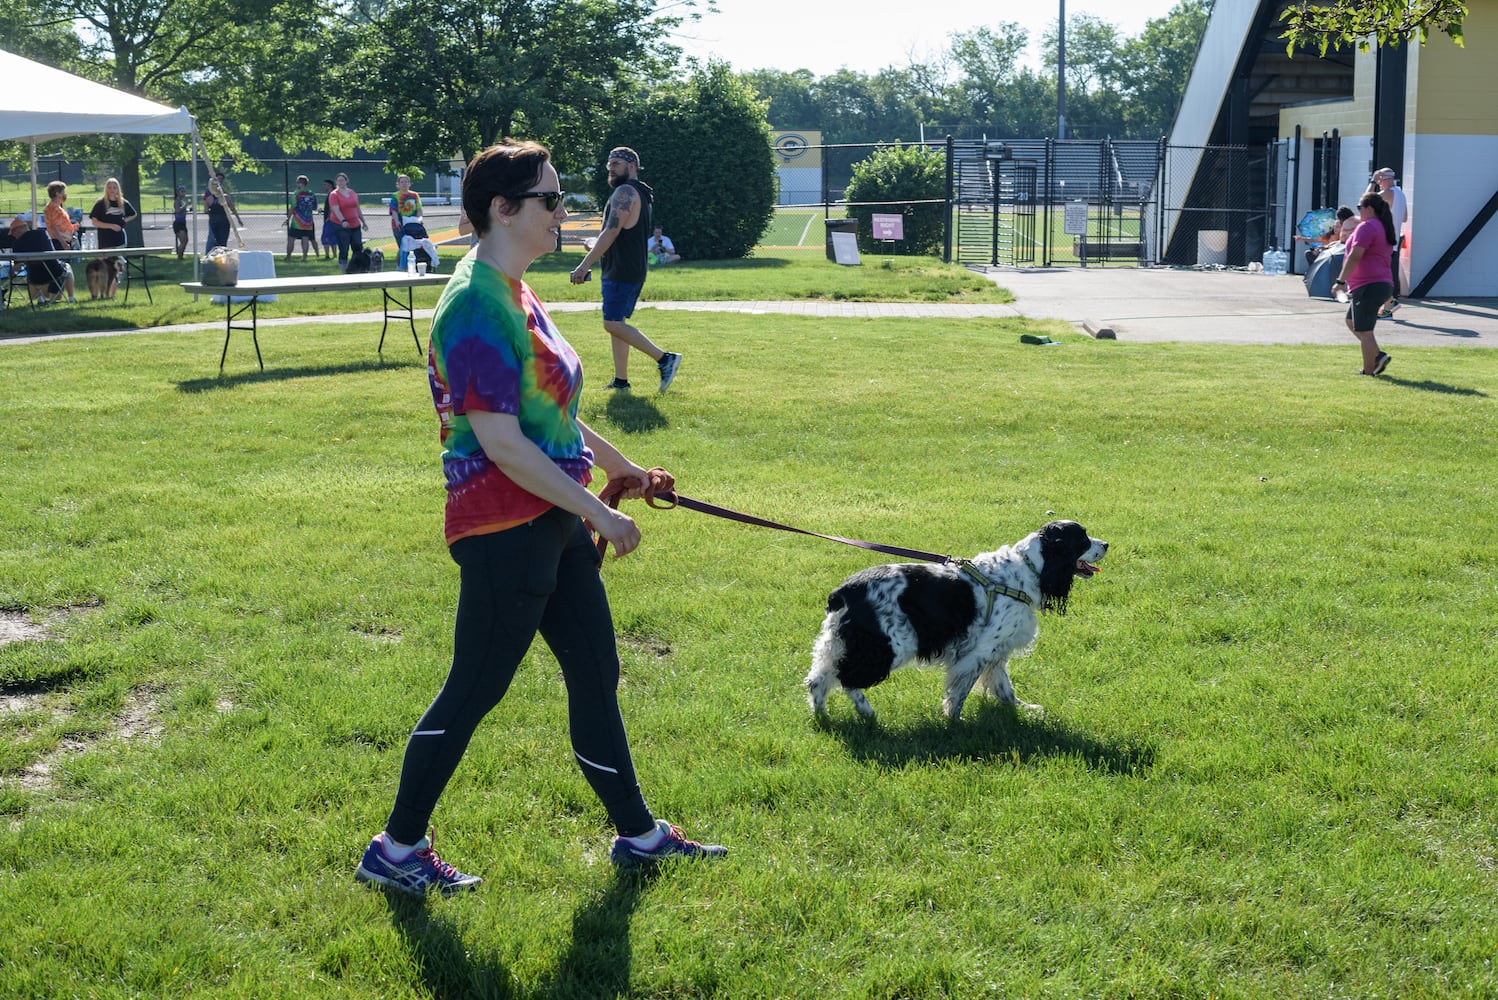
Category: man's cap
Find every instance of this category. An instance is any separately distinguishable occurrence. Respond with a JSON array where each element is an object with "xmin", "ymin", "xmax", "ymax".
[{"xmin": 608, "ymin": 147, "xmax": 641, "ymax": 168}]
